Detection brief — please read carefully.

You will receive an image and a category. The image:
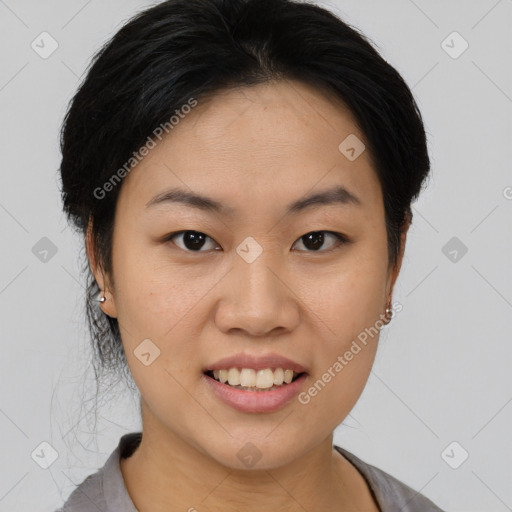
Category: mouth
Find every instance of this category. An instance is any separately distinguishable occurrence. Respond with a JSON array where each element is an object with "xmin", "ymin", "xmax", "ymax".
[
  {"xmin": 202, "ymin": 367, "xmax": 309, "ymax": 413},
  {"xmin": 203, "ymin": 368, "xmax": 306, "ymax": 392},
  {"xmin": 202, "ymin": 353, "xmax": 309, "ymax": 412}
]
